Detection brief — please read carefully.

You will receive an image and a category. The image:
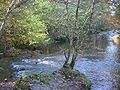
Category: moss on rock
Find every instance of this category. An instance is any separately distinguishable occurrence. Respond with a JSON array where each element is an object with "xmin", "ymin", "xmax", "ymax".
[
  {"xmin": 15, "ymin": 68, "xmax": 91, "ymax": 90},
  {"xmin": 15, "ymin": 77, "xmax": 30, "ymax": 90},
  {"xmin": 29, "ymin": 72, "xmax": 56, "ymax": 84},
  {"xmin": 60, "ymin": 67, "xmax": 92, "ymax": 89}
]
